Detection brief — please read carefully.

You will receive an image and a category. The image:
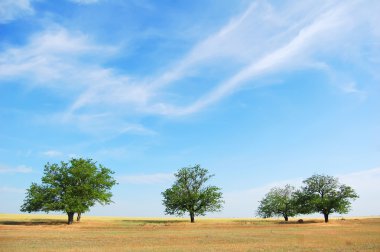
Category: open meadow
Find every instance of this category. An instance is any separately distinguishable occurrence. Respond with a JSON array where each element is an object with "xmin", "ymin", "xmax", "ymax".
[{"xmin": 0, "ymin": 214, "xmax": 379, "ymax": 251}]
